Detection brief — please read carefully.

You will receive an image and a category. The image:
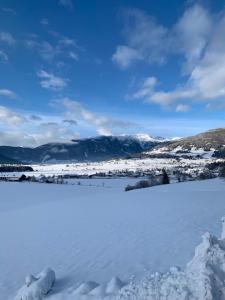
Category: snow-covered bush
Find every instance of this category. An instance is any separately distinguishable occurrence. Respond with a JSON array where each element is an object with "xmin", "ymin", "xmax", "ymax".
[{"xmin": 15, "ymin": 268, "xmax": 55, "ymax": 300}]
